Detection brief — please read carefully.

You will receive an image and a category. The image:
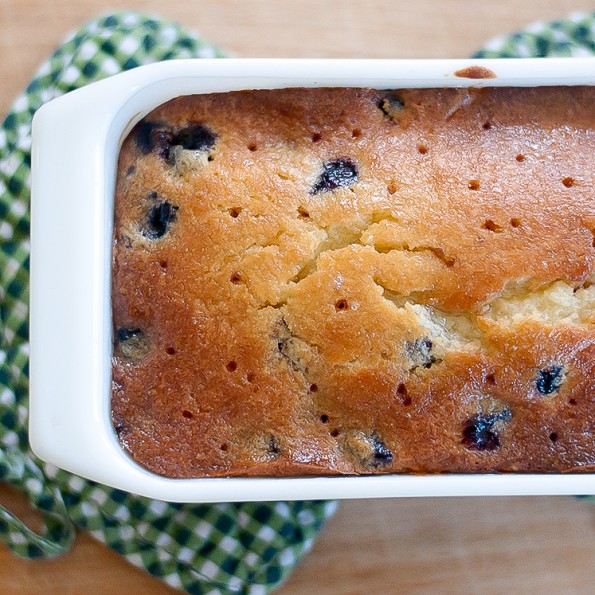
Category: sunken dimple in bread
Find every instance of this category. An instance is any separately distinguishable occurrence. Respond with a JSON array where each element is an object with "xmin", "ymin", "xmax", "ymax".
[{"xmin": 111, "ymin": 87, "xmax": 595, "ymax": 478}]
